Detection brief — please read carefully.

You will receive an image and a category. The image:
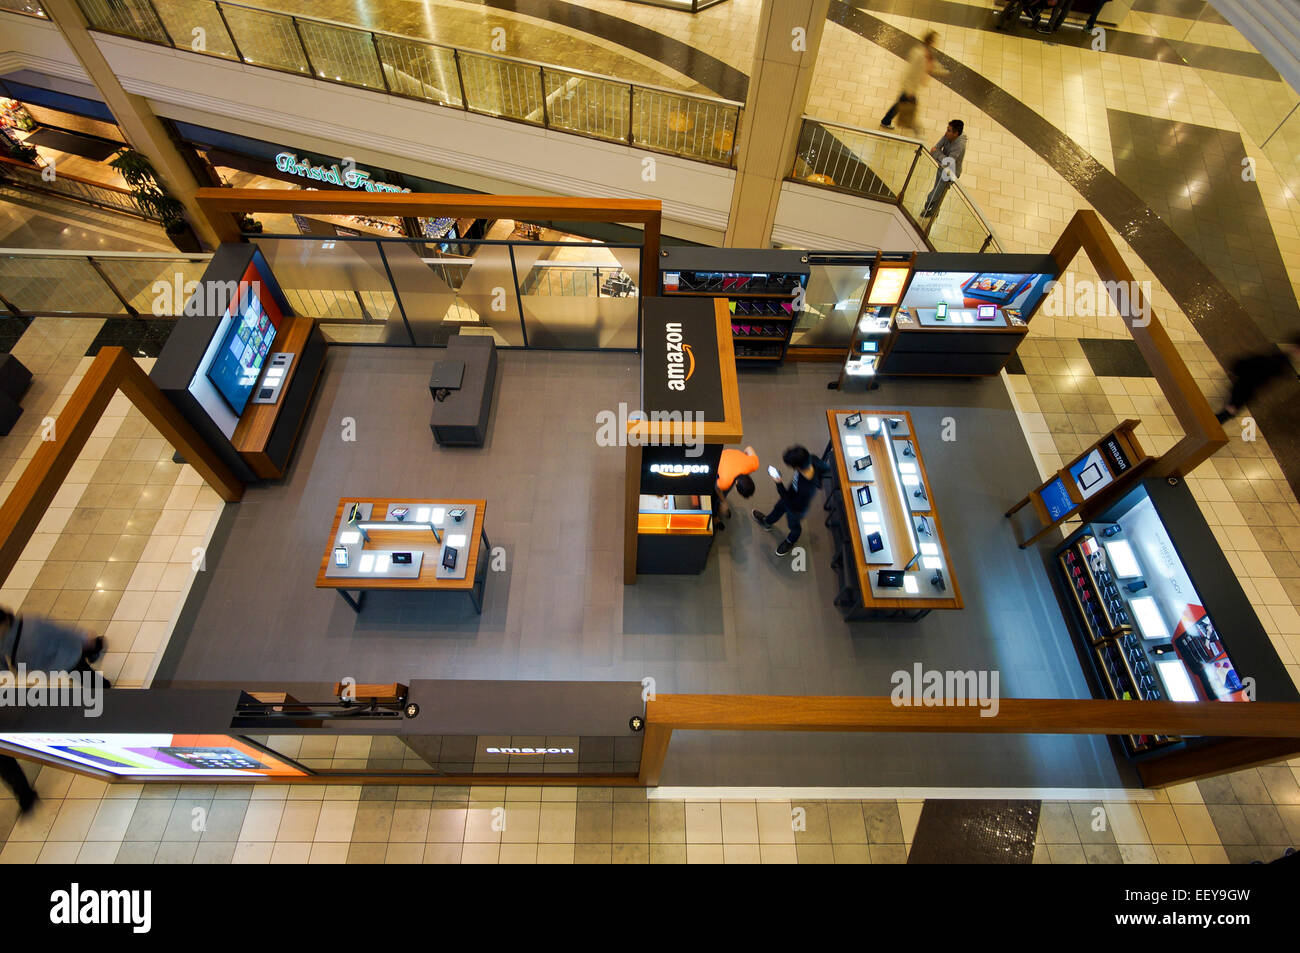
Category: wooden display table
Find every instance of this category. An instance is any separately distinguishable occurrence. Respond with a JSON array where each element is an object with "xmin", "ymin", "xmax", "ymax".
[
  {"xmin": 316, "ymin": 497, "xmax": 489, "ymax": 613},
  {"xmin": 824, "ymin": 409, "xmax": 962, "ymax": 620}
]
